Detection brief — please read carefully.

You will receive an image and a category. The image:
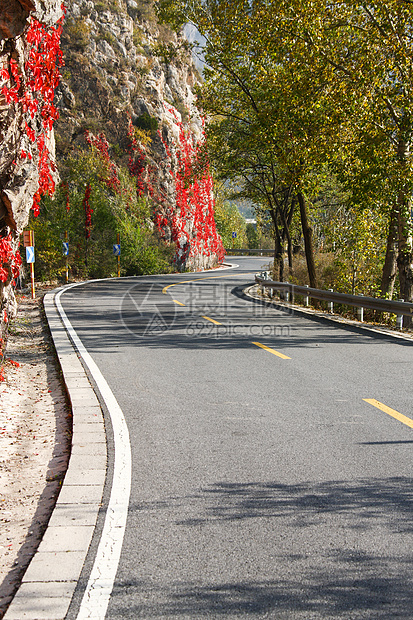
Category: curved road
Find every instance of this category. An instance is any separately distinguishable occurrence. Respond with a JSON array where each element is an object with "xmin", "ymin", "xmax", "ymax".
[{"xmin": 61, "ymin": 257, "xmax": 412, "ymax": 619}]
